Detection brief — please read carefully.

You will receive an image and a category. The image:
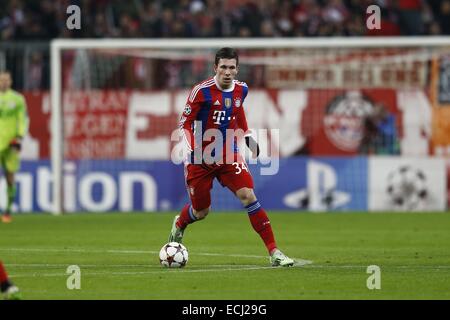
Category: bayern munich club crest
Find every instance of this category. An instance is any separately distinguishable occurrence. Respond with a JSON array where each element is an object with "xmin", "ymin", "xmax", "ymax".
[
  {"xmin": 234, "ymin": 98, "xmax": 241, "ymax": 107},
  {"xmin": 324, "ymin": 91, "xmax": 374, "ymax": 151}
]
